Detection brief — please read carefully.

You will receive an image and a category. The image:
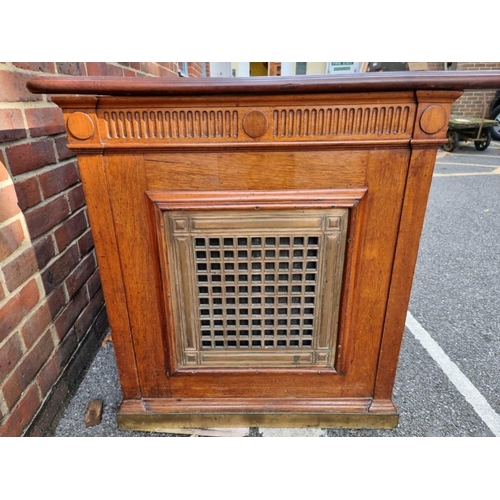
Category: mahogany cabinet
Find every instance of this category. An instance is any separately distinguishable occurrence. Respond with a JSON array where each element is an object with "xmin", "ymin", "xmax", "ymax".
[{"xmin": 28, "ymin": 72, "xmax": 500, "ymax": 431}]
